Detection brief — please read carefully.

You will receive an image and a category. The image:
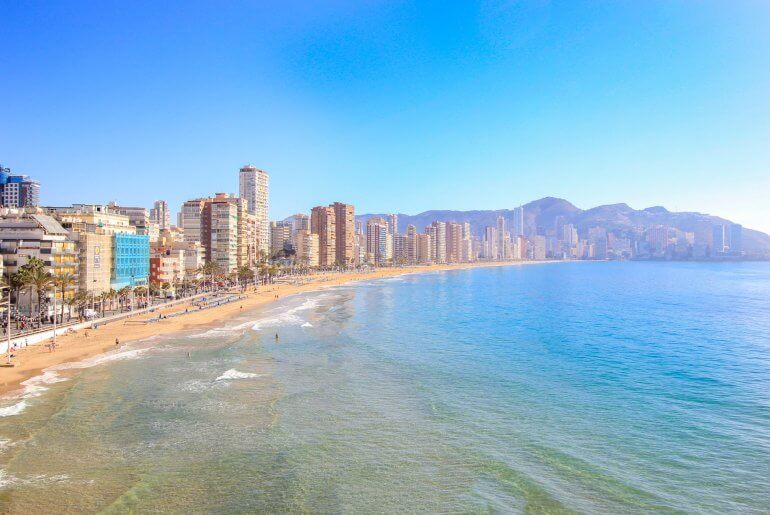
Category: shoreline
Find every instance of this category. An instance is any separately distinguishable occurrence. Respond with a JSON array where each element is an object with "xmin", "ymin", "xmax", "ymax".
[{"xmin": 0, "ymin": 260, "xmax": 547, "ymax": 397}]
